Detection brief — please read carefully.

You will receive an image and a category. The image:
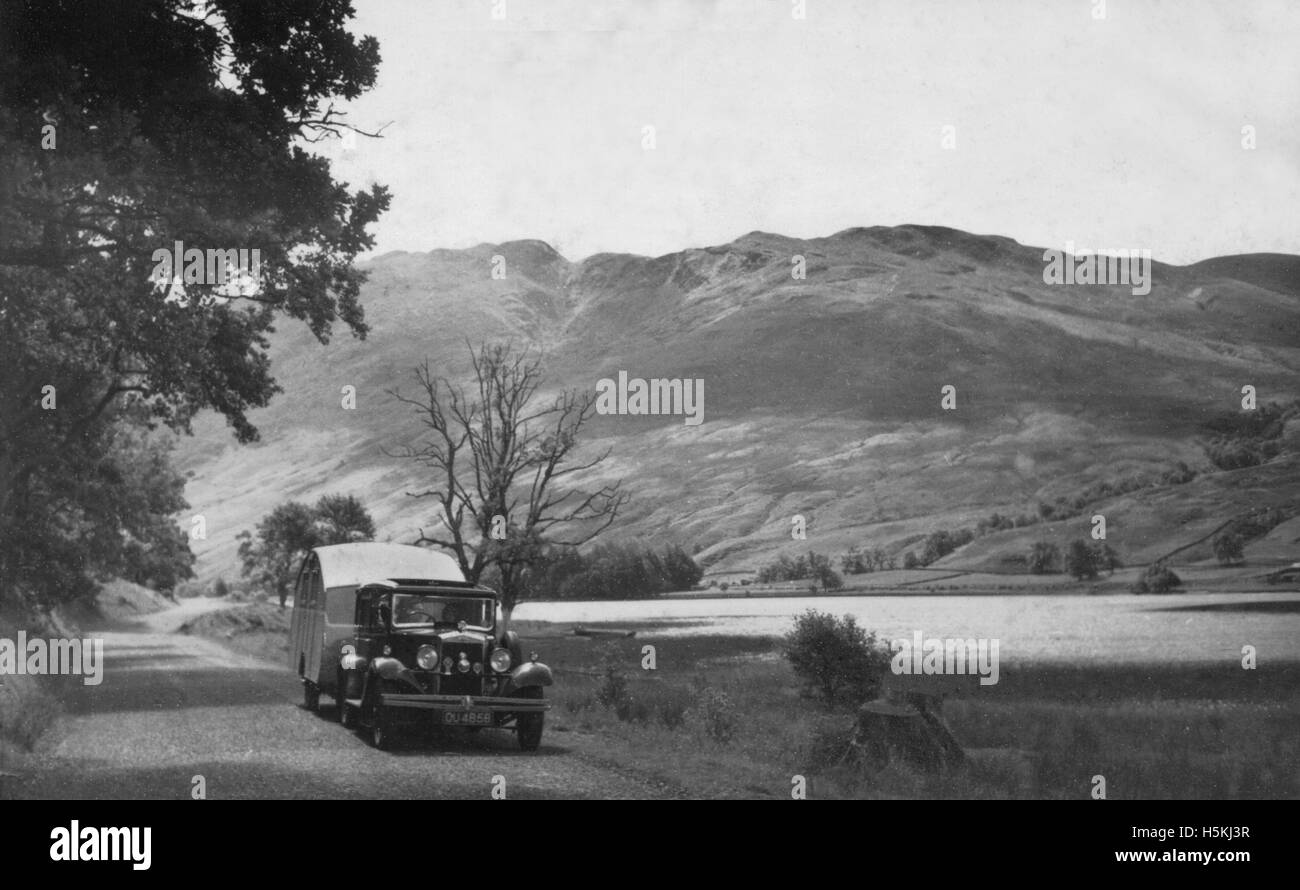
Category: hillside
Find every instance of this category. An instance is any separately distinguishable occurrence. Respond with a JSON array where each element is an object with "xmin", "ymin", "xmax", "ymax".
[{"xmin": 174, "ymin": 225, "xmax": 1300, "ymax": 583}]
